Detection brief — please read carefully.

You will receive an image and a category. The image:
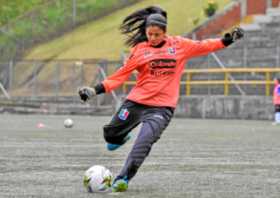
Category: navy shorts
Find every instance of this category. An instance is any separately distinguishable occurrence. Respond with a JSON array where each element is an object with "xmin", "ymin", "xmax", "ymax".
[{"xmin": 103, "ymin": 100, "xmax": 174, "ymax": 144}]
